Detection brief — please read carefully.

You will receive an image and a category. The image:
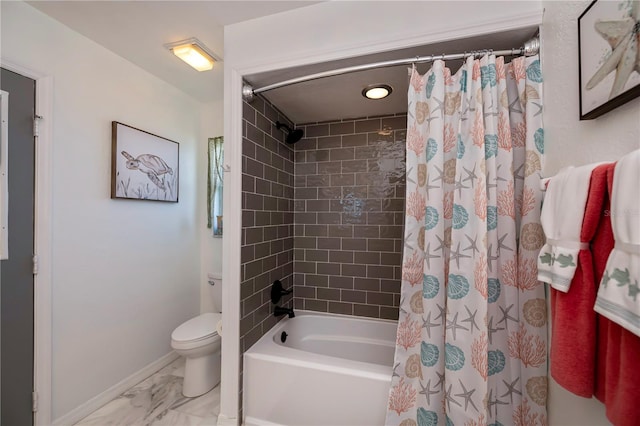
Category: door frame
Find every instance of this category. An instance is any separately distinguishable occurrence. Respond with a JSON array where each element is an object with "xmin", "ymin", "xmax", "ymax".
[{"xmin": 0, "ymin": 59, "xmax": 53, "ymax": 426}]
